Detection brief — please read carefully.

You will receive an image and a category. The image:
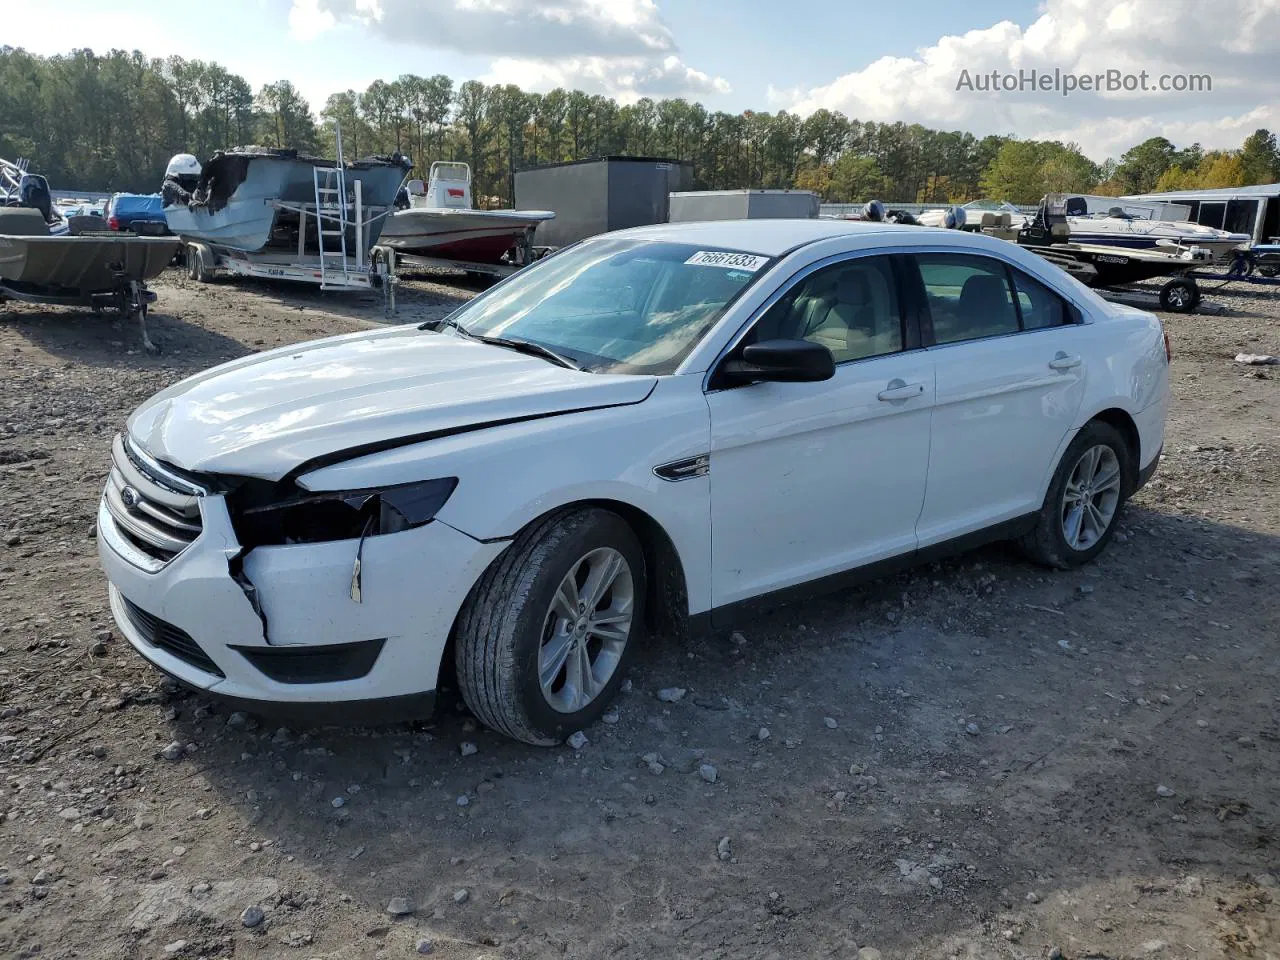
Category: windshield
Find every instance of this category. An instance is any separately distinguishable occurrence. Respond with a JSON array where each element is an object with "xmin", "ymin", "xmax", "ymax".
[{"xmin": 443, "ymin": 238, "xmax": 771, "ymax": 374}]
